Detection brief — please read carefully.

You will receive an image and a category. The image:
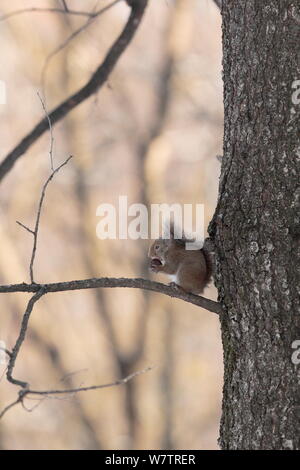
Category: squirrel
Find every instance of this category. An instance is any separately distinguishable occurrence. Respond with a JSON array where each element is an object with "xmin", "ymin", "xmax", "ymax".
[{"xmin": 148, "ymin": 224, "xmax": 212, "ymax": 295}]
